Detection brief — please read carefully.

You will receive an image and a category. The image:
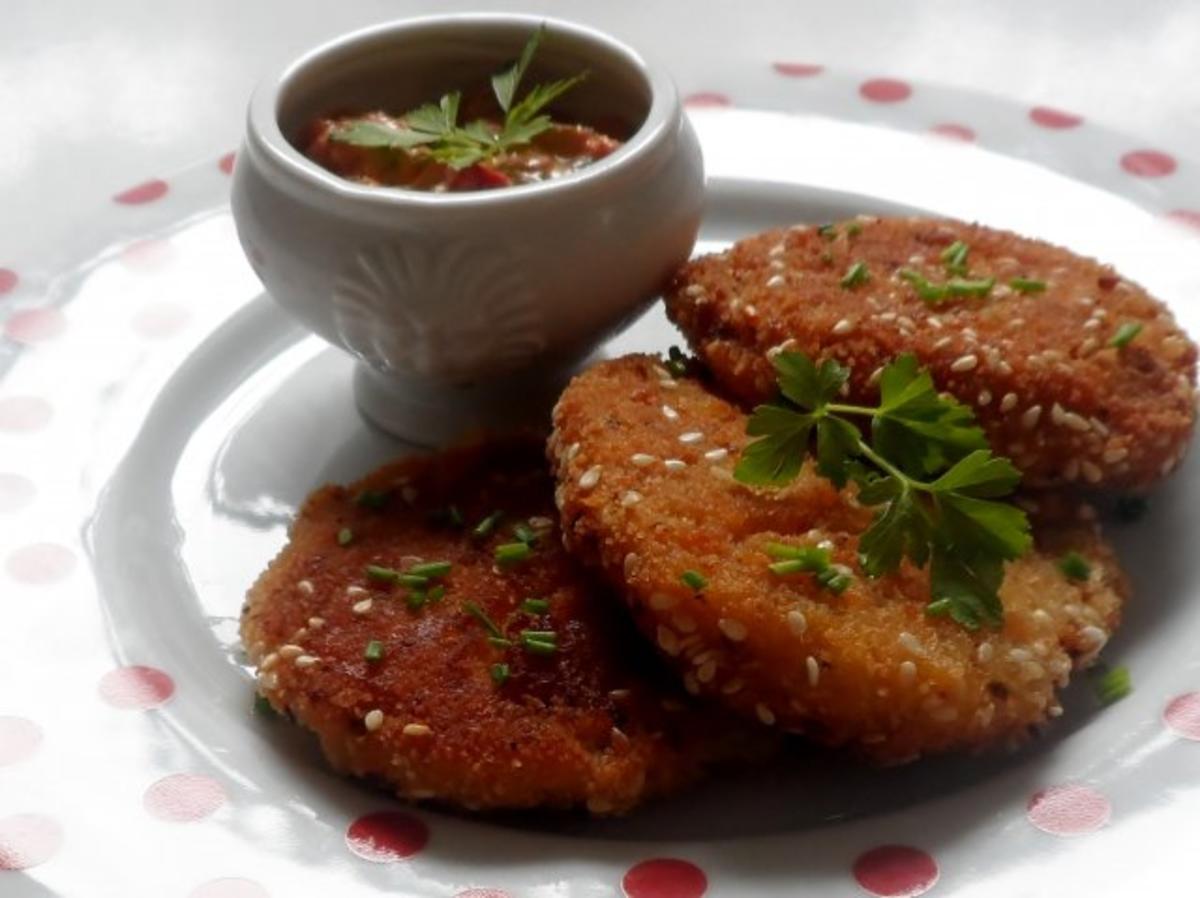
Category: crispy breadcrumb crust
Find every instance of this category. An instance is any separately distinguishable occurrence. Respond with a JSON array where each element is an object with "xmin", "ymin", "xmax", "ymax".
[
  {"xmin": 665, "ymin": 218, "xmax": 1197, "ymax": 490},
  {"xmin": 241, "ymin": 439, "xmax": 772, "ymax": 814},
  {"xmin": 549, "ymin": 356, "xmax": 1128, "ymax": 763}
]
